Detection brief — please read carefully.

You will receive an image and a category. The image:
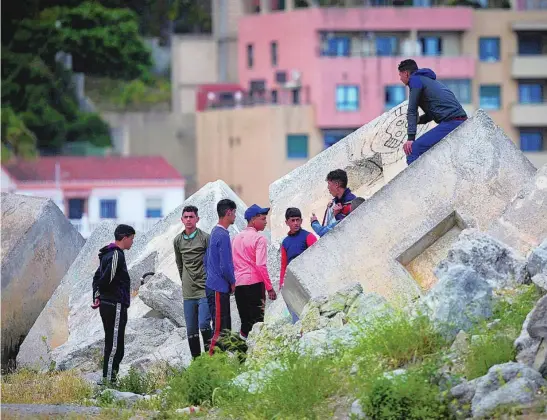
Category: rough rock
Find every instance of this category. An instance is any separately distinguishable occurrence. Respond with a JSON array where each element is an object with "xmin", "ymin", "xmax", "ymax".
[
  {"xmin": 346, "ymin": 293, "xmax": 391, "ymax": 322},
  {"xmin": 282, "ymin": 110, "xmax": 536, "ymax": 316},
  {"xmin": 528, "ymin": 239, "xmax": 547, "ymax": 291},
  {"xmin": 527, "ymin": 294, "xmax": 547, "ymax": 340},
  {"xmin": 19, "ymin": 181, "xmax": 247, "ymax": 372},
  {"xmin": 102, "ymin": 389, "xmax": 144, "ymax": 406},
  {"xmin": 420, "ymin": 265, "xmax": 493, "ymax": 339},
  {"xmin": 533, "ymin": 338, "xmax": 547, "ymax": 377},
  {"xmin": 1, "ymin": 193, "xmax": 84, "ymax": 367},
  {"xmin": 350, "ymin": 399, "xmax": 367, "ymax": 419},
  {"xmin": 139, "ymin": 273, "xmax": 185, "ymax": 327},
  {"xmin": 471, "ymin": 362, "xmax": 547, "ymax": 418},
  {"xmin": 436, "ymin": 229, "xmax": 530, "ymax": 290},
  {"xmin": 450, "ymin": 379, "xmax": 477, "ymax": 419},
  {"xmin": 487, "ymin": 163, "xmax": 547, "ymax": 254},
  {"xmin": 515, "ymin": 311, "xmax": 542, "ymax": 367},
  {"xmin": 299, "ymin": 325, "xmax": 358, "ymax": 357}
]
